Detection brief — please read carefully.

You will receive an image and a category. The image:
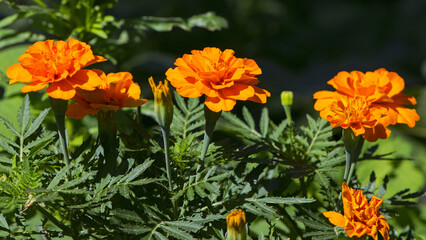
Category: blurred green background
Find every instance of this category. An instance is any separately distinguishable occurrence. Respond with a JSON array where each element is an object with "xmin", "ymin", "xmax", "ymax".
[{"xmin": 0, "ymin": 0, "xmax": 425, "ymax": 237}]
